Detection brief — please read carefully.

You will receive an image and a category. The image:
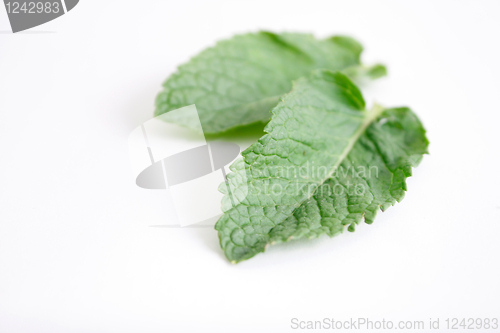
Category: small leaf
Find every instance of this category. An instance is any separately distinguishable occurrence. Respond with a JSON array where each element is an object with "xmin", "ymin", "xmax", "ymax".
[
  {"xmin": 215, "ymin": 70, "xmax": 428, "ymax": 263},
  {"xmin": 155, "ymin": 32, "xmax": 385, "ymax": 134}
]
